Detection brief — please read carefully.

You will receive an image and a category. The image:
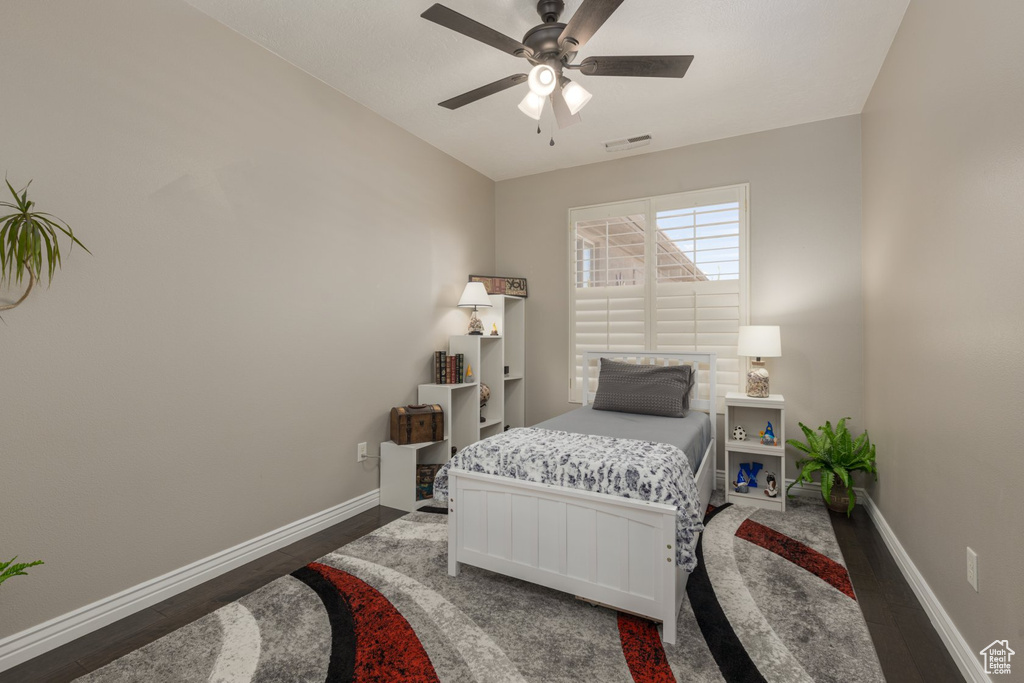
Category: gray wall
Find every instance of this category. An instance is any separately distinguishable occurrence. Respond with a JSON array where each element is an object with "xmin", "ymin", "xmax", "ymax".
[
  {"xmin": 862, "ymin": 0, "xmax": 1024, "ymax": 658},
  {"xmin": 495, "ymin": 116, "xmax": 865, "ymax": 475},
  {"xmin": 0, "ymin": 0, "xmax": 493, "ymax": 639}
]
